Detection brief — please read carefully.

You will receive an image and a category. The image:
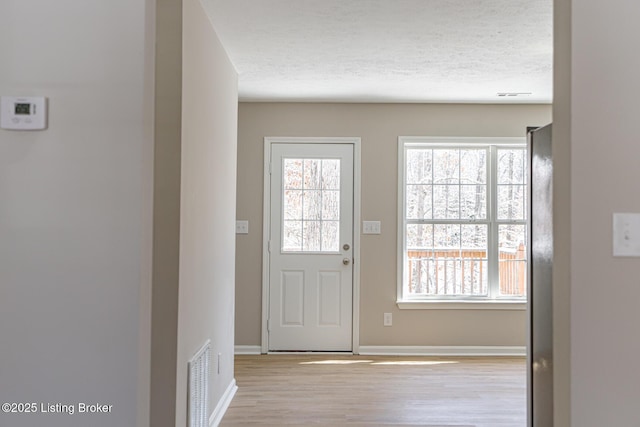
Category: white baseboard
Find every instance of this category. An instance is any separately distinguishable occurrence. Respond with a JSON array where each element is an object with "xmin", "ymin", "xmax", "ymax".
[
  {"xmin": 358, "ymin": 345, "xmax": 526, "ymax": 357},
  {"xmin": 233, "ymin": 345, "xmax": 524, "ymax": 357},
  {"xmin": 234, "ymin": 345, "xmax": 262, "ymax": 355},
  {"xmin": 209, "ymin": 378, "xmax": 237, "ymax": 427}
]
